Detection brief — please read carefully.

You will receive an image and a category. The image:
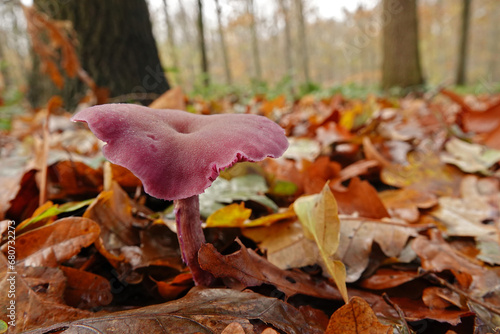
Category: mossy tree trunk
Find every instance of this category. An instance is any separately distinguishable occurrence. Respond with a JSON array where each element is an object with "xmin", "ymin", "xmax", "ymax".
[
  {"xmin": 381, "ymin": 0, "xmax": 424, "ymax": 91},
  {"xmin": 28, "ymin": 0, "xmax": 169, "ymax": 109}
]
